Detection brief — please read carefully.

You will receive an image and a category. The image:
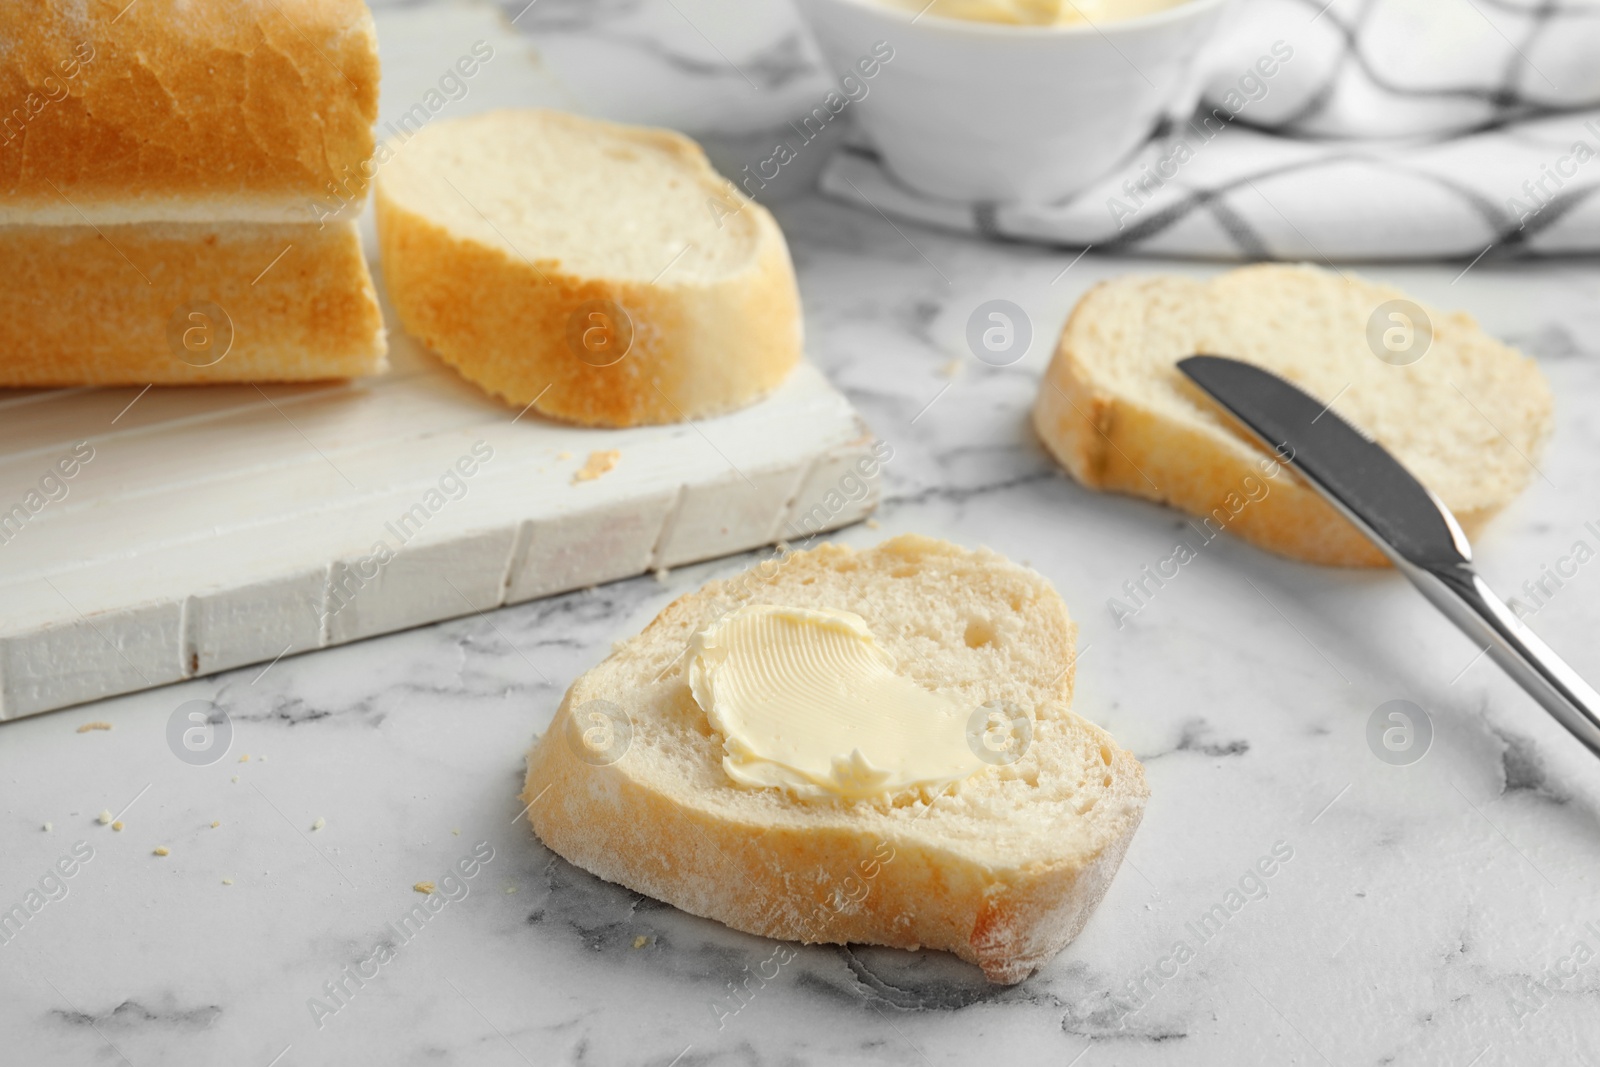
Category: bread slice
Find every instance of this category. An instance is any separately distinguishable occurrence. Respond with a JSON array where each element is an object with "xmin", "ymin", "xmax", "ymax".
[
  {"xmin": 1033, "ymin": 264, "xmax": 1554, "ymax": 566},
  {"xmin": 376, "ymin": 109, "xmax": 802, "ymax": 427},
  {"xmin": 0, "ymin": 0, "xmax": 380, "ymax": 225},
  {"xmin": 522, "ymin": 535, "xmax": 1147, "ymax": 984},
  {"xmin": 0, "ymin": 221, "xmax": 385, "ymax": 385}
]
